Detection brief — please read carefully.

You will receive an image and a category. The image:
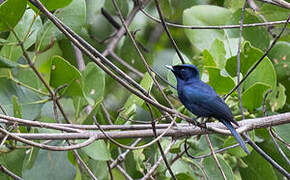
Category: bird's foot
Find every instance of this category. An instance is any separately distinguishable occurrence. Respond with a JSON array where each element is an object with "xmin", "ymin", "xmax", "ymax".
[
  {"xmin": 198, "ymin": 122, "xmax": 207, "ymax": 129},
  {"xmin": 189, "ymin": 118, "xmax": 207, "ymax": 129}
]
